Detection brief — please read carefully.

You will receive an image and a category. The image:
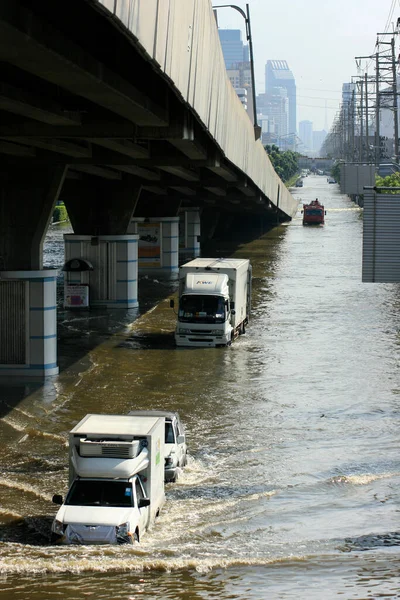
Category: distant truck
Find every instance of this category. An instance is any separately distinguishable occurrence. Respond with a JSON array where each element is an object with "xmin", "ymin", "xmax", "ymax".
[
  {"xmin": 128, "ymin": 410, "xmax": 187, "ymax": 482},
  {"xmin": 171, "ymin": 258, "xmax": 252, "ymax": 347},
  {"xmin": 302, "ymin": 199, "xmax": 326, "ymax": 225},
  {"xmin": 51, "ymin": 414, "xmax": 165, "ymax": 545}
]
